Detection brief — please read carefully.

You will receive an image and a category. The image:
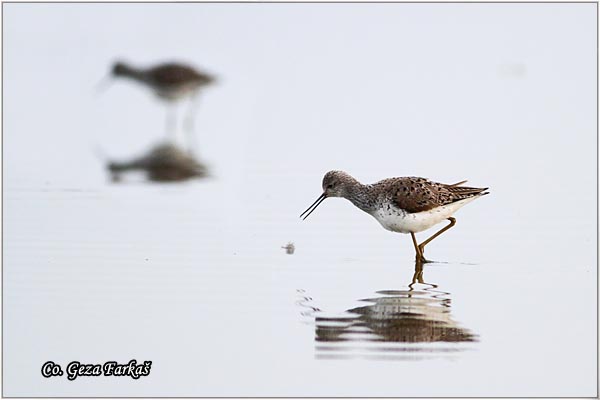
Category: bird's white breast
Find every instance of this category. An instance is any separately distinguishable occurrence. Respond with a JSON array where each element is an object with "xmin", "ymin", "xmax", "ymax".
[
  {"xmin": 369, "ymin": 197, "xmax": 478, "ymax": 234},
  {"xmin": 155, "ymin": 82, "xmax": 201, "ymax": 101}
]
